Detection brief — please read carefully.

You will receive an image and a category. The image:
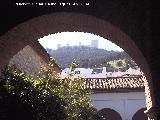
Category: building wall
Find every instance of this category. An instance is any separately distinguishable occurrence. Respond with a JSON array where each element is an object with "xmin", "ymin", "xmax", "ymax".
[
  {"xmin": 61, "ymin": 67, "xmax": 141, "ymax": 78},
  {"xmin": 91, "ymin": 92, "xmax": 146, "ymax": 120},
  {"xmin": 9, "ymin": 45, "xmax": 47, "ymax": 76},
  {"xmin": 91, "ymin": 40, "xmax": 98, "ymax": 48}
]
